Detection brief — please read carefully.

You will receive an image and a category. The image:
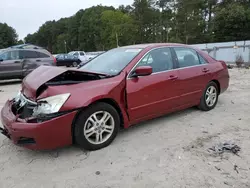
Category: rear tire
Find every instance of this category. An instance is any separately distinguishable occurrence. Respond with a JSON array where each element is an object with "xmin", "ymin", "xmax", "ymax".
[
  {"xmin": 198, "ymin": 81, "xmax": 219, "ymax": 111},
  {"xmin": 74, "ymin": 102, "xmax": 120, "ymax": 151},
  {"xmin": 72, "ymin": 62, "xmax": 78, "ymax": 67}
]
